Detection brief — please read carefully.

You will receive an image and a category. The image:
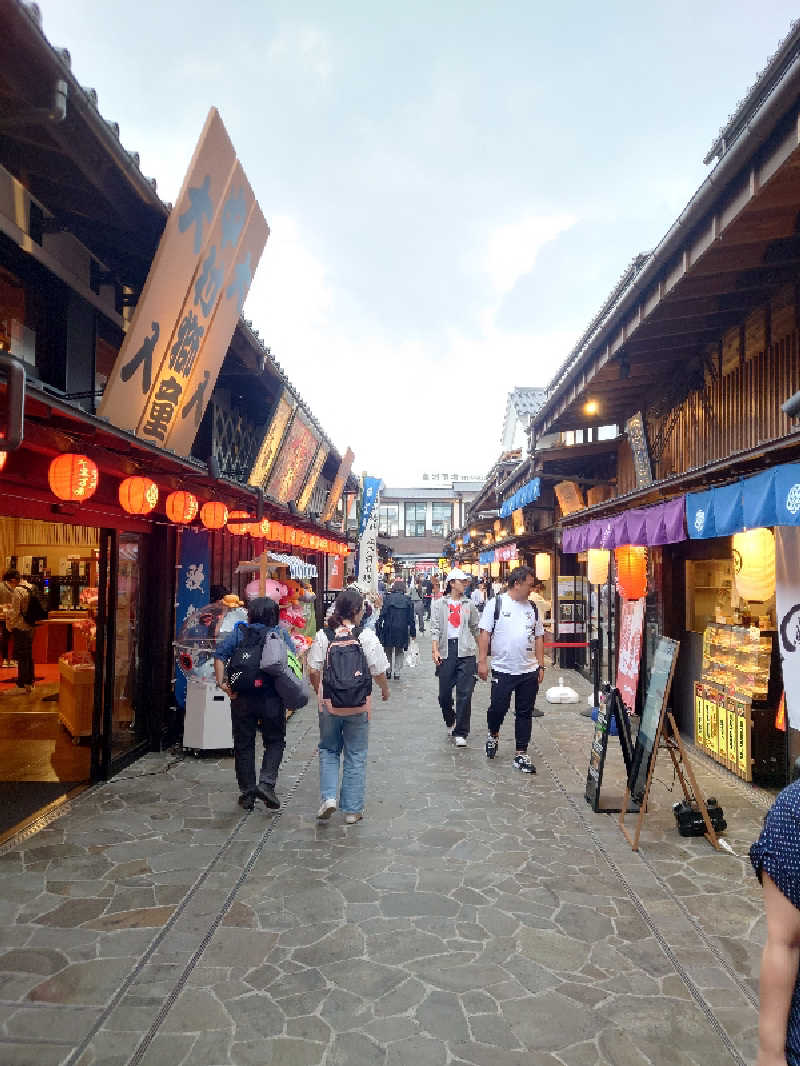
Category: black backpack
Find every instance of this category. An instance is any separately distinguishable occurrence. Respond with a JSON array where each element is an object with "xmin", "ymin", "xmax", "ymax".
[
  {"xmin": 322, "ymin": 626, "xmax": 372, "ymax": 710},
  {"xmin": 21, "ymin": 588, "xmax": 47, "ymax": 627},
  {"xmin": 227, "ymin": 625, "xmax": 269, "ymax": 693}
]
